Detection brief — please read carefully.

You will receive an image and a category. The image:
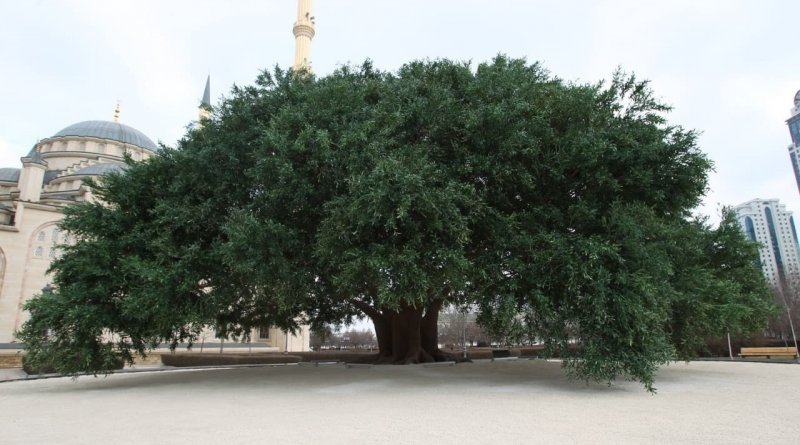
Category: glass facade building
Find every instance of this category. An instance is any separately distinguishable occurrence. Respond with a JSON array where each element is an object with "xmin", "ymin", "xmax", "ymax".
[
  {"xmin": 735, "ymin": 198, "xmax": 800, "ymax": 289},
  {"xmin": 787, "ymin": 90, "xmax": 800, "ymax": 194}
]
